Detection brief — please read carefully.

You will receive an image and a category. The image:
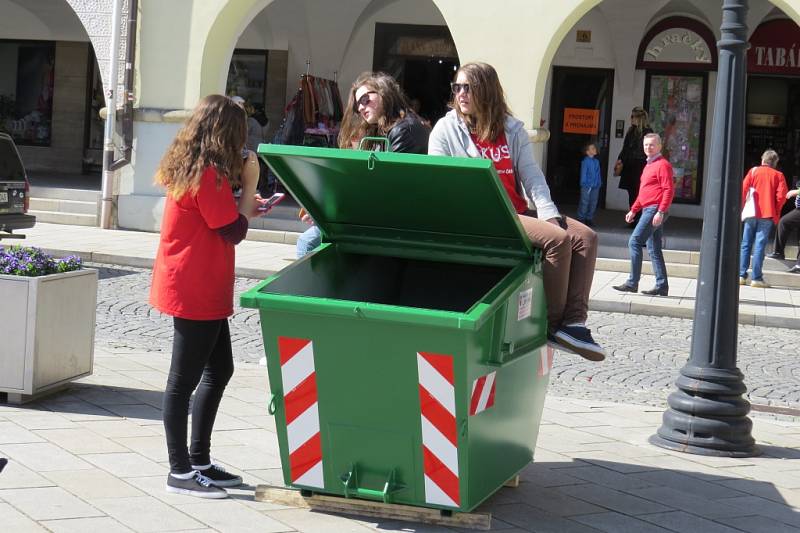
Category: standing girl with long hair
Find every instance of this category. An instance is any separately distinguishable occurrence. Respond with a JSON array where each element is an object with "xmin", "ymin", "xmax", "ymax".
[
  {"xmin": 150, "ymin": 94, "xmax": 266, "ymax": 498},
  {"xmin": 429, "ymin": 62, "xmax": 604, "ymax": 362}
]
